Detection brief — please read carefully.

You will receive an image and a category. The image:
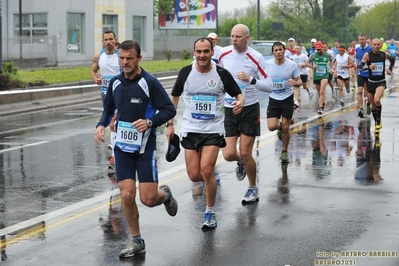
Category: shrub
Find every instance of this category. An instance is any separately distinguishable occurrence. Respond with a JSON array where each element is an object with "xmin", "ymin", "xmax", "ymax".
[
  {"xmin": 2, "ymin": 61, "xmax": 19, "ymax": 75},
  {"xmin": 0, "ymin": 74, "xmax": 12, "ymax": 90},
  {"xmin": 162, "ymin": 49, "xmax": 172, "ymax": 61},
  {"xmin": 180, "ymin": 49, "xmax": 192, "ymax": 60}
]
